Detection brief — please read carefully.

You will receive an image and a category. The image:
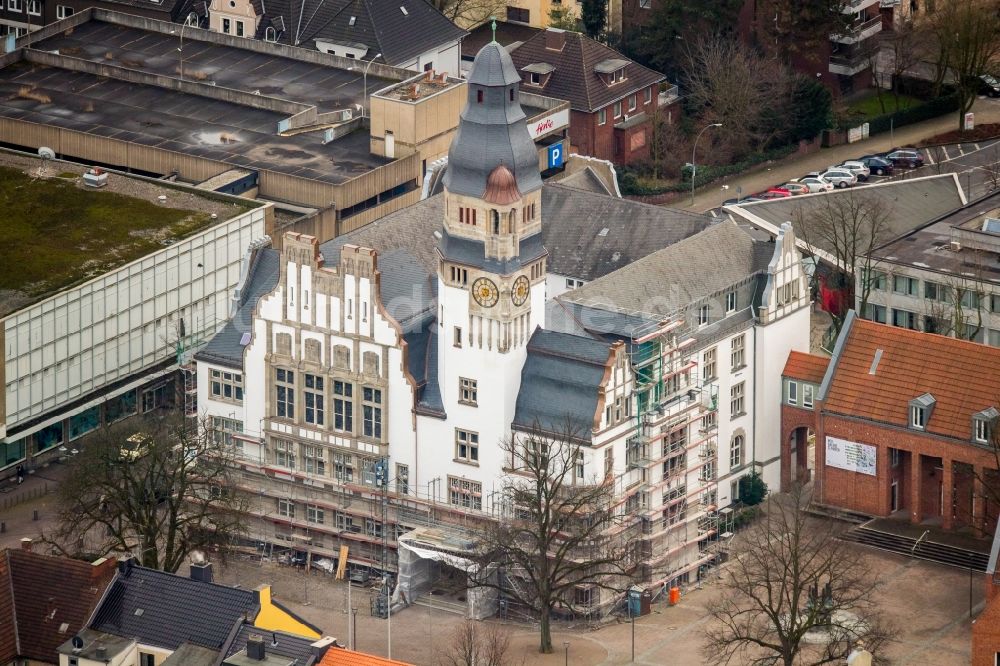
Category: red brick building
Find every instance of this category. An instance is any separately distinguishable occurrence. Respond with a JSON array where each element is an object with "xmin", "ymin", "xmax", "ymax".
[
  {"xmin": 508, "ymin": 28, "xmax": 665, "ymax": 165},
  {"xmin": 780, "ymin": 312, "xmax": 1000, "ymax": 534}
]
